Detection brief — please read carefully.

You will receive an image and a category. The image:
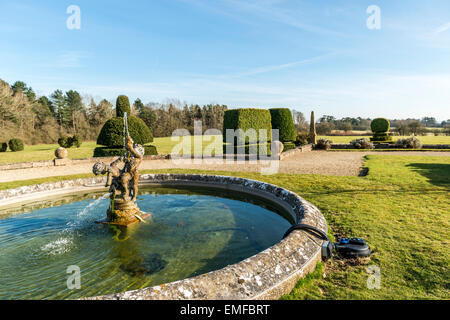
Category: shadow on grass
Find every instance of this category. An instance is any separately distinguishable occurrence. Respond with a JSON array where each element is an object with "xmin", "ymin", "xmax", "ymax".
[{"xmin": 406, "ymin": 163, "xmax": 450, "ymax": 188}]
